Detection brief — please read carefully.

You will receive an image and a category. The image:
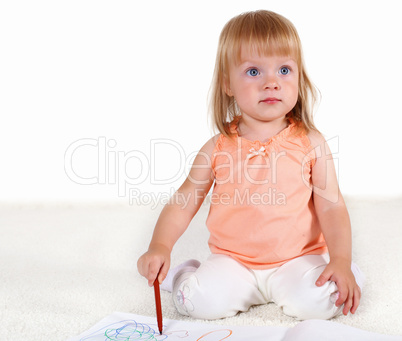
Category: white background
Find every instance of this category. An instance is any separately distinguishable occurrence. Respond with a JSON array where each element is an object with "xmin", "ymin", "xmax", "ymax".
[{"xmin": 1, "ymin": 0, "xmax": 401, "ymax": 202}]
